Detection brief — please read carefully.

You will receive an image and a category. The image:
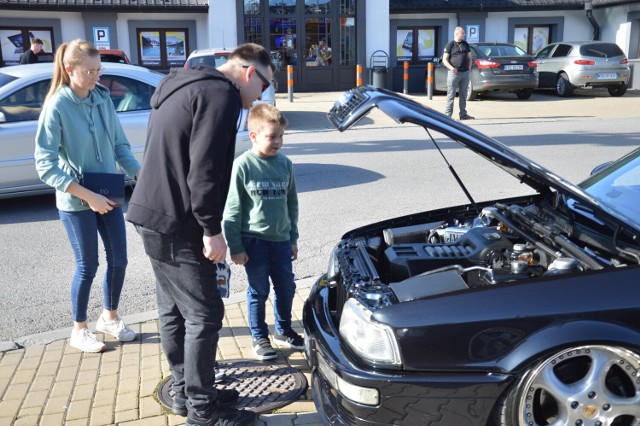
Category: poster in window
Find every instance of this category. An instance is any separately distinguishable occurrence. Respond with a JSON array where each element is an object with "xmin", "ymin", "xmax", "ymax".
[
  {"xmin": 532, "ymin": 27, "xmax": 549, "ymax": 53},
  {"xmin": 166, "ymin": 31, "xmax": 186, "ymax": 65},
  {"xmin": 417, "ymin": 29, "xmax": 435, "ymax": 61},
  {"xmin": 396, "ymin": 29, "xmax": 412, "ymax": 61},
  {"xmin": 140, "ymin": 31, "xmax": 161, "ymax": 64},
  {"xmin": 514, "ymin": 27, "xmax": 528, "ymax": 52},
  {"xmin": 1, "ymin": 30, "xmax": 27, "ymax": 64}
]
